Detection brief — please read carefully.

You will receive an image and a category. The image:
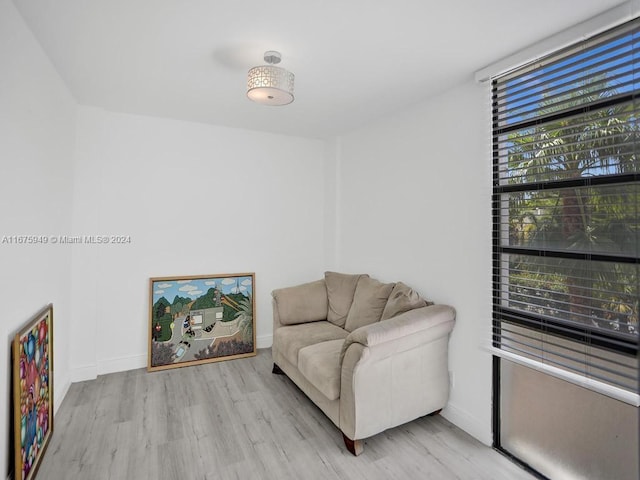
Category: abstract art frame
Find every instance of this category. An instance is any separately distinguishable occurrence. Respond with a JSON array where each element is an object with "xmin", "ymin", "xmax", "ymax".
[
  {"xmin": 13, "ymin": 303, "xmax": 53, "ymax": 480},
  {"xmin": 148, "ymin": 273, "xmax": 256, "ymax": 372}
]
